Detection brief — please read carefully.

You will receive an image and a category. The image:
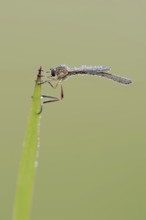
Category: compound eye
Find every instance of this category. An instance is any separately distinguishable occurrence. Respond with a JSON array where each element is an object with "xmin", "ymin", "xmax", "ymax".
[{"xmin": 51, "ymin": 69, "xmax": 56, "ymax": 77}]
